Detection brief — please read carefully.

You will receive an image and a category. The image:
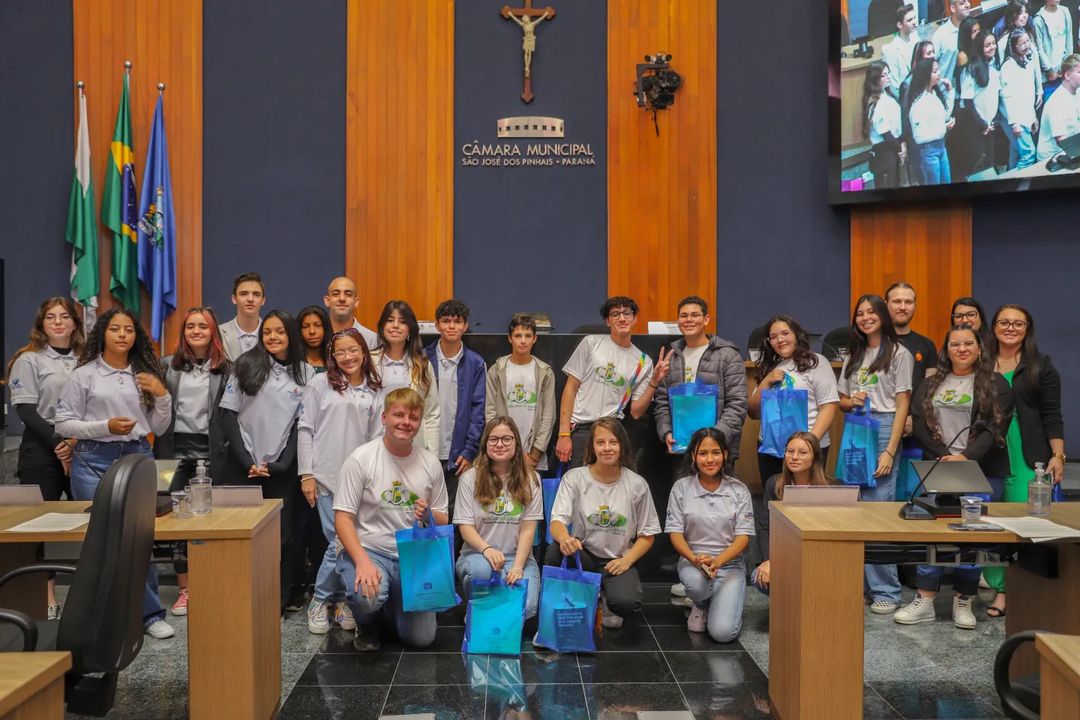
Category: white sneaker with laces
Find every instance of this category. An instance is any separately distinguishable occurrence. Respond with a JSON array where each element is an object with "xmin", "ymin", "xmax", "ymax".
[
  {"xmin": 334, "ymin": 602, "xmax": 356, "ymax": 630},
  {"xmin": 670, "ymin": 583, "xmax": 687, "ymax": 597},
  {"xmin": 870, "ymin": 599, "xmax": 898, "ymax": 614},
  {"xmin": 145, "ymin": 619, "xmax": 175, "ymax": 639},
  {"xmin": 687, "ymin": 605, "xmax": 707, "ymax": 633},
  {"xmin": 307, "ymin": 600, "xmax": 330, "ymax": 635},
  {"xmin": 893, "ymin": 596, "xmax": 936, "ymax": 625},
  {"xmin": 953, "ymin": 595, "xmax": 976, "ymax": 630},
  {"xmin": 600, "ymin": 594, "xmax": 623, "ymax": 630}
]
